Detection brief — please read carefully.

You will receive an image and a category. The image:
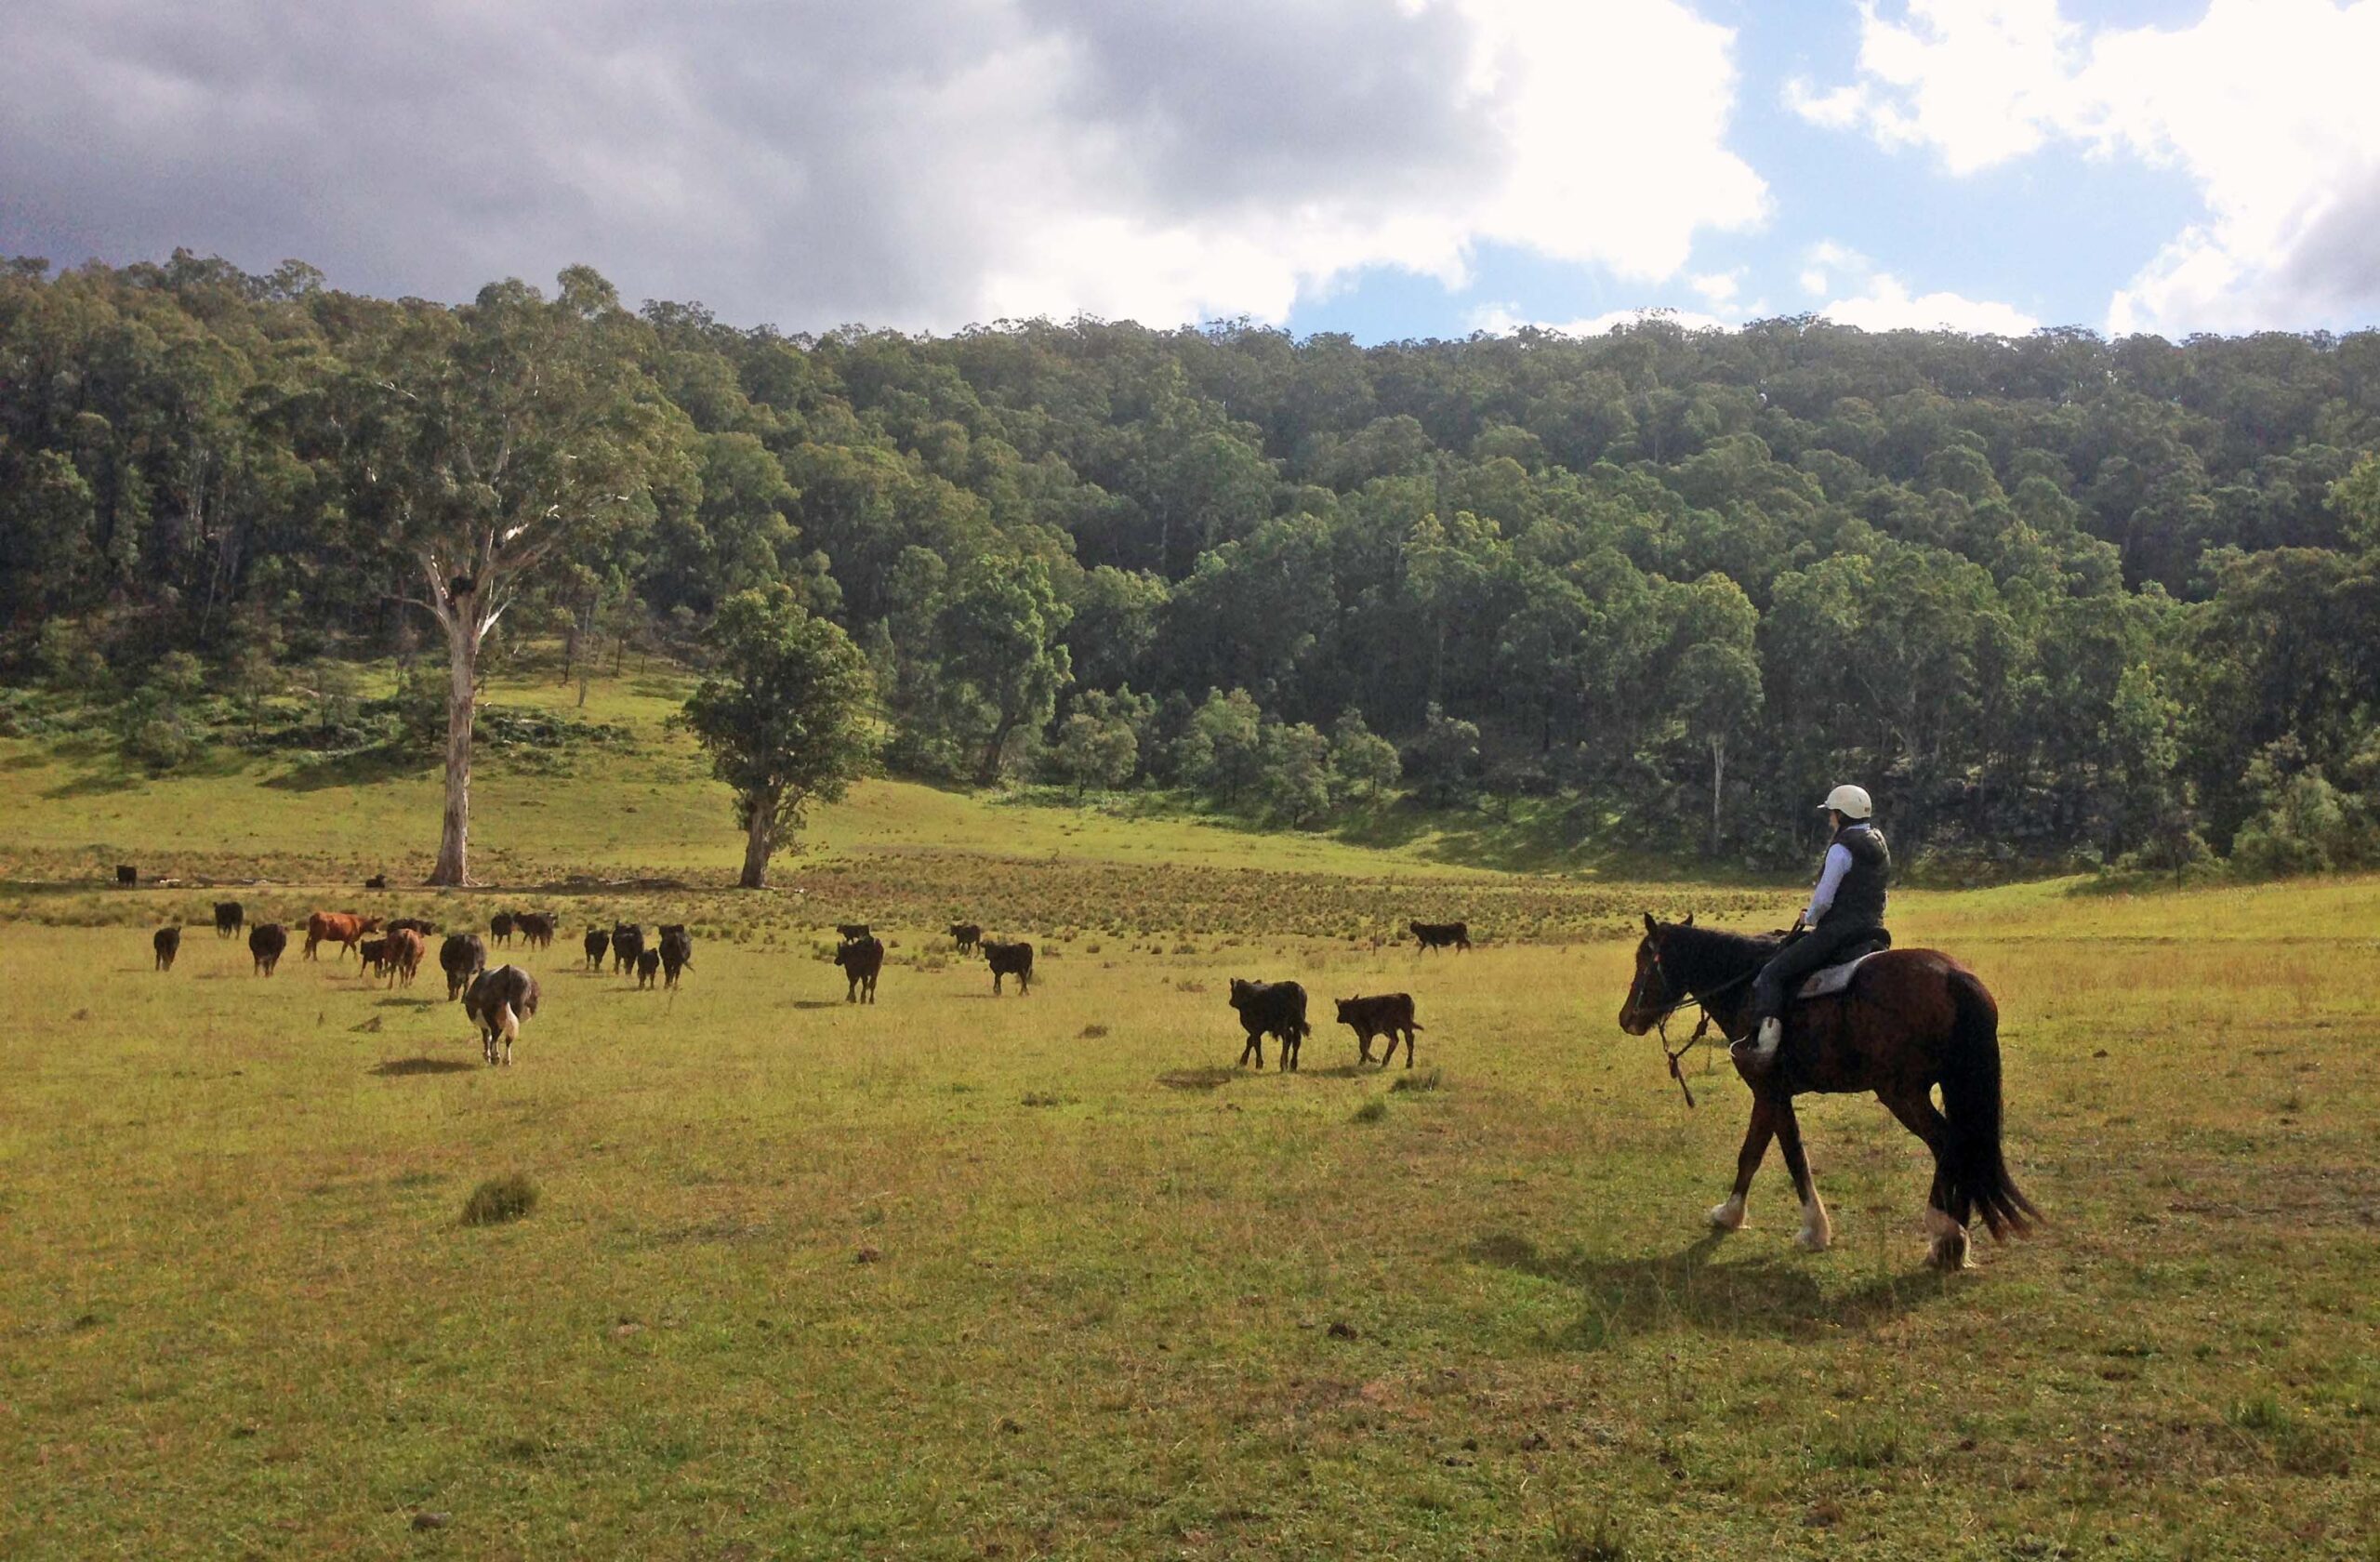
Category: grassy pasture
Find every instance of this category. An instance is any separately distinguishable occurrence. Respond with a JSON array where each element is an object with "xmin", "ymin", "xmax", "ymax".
[
  {"xmin": 4, "ymin": 877, "xmax": 2377, "ymax": 1560},
  {"xmin": 3, "ymin": 677, "xmax": 2377, "ymax": 1556}
]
